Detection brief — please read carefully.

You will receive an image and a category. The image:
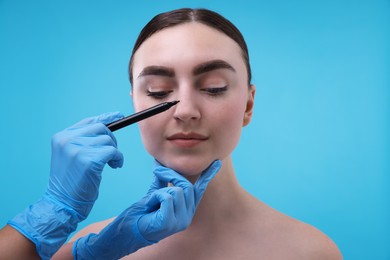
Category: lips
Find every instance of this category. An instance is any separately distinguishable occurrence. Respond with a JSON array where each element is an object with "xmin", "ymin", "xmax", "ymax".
[{"xmin": 167, "ymin": 132, "xmax": 208, "ymax": 148}]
